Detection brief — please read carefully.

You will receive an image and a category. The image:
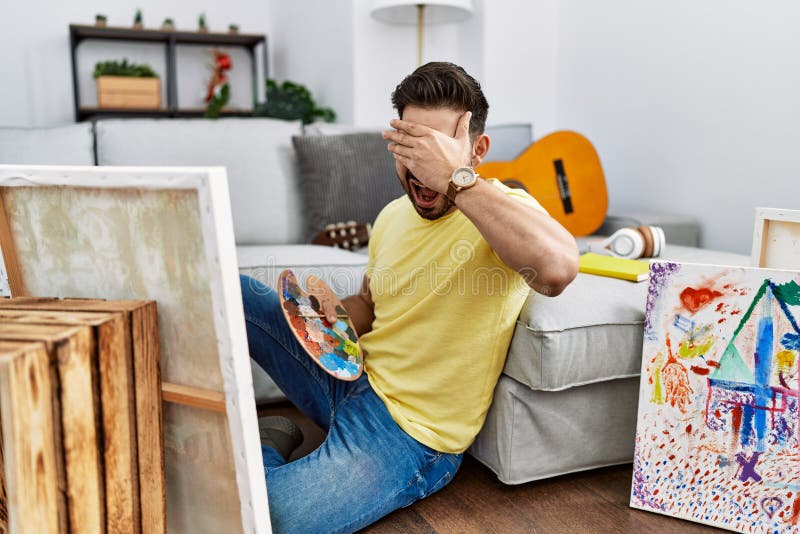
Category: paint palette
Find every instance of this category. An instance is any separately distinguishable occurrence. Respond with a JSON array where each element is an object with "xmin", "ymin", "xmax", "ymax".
[{"xmin": 278, "ymin": 269, "xmax": 363, "ymax": 381}]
